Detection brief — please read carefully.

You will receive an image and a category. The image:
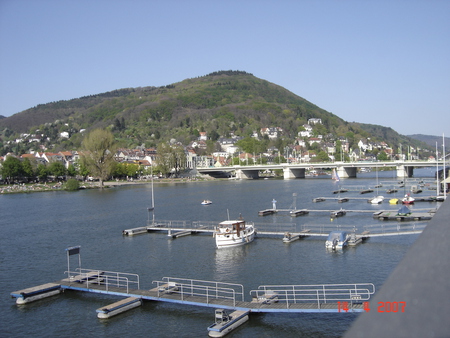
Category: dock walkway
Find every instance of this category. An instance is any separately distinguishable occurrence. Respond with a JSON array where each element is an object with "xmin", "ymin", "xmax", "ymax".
[
  {"xmin": 140, "ymin": 219, "xmax": 427, "ymax": 241},
  {"xmin": 12, "ymin": 271, "xmax": 374, "ymax": 314}
]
